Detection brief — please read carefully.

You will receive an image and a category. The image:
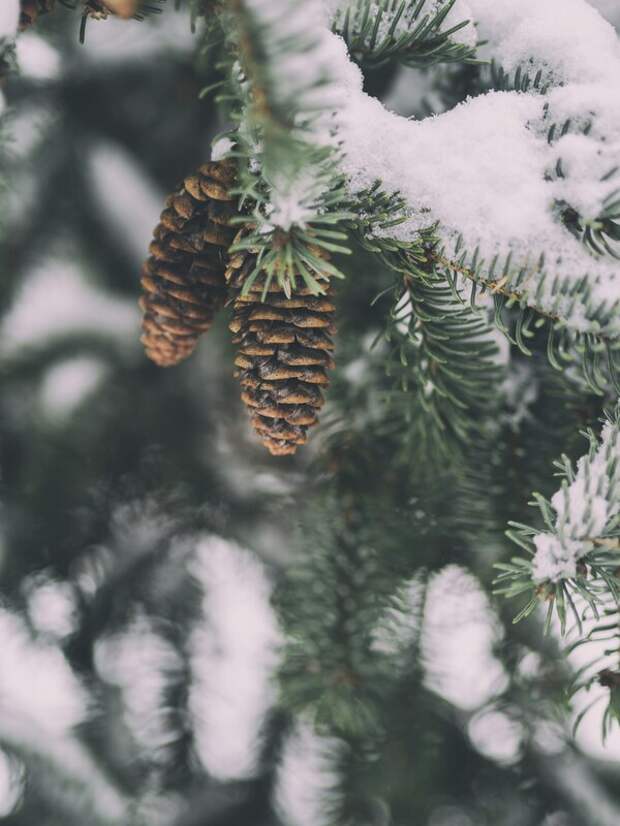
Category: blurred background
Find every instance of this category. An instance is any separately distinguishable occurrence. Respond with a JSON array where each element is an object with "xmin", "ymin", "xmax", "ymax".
[{"xmin": 2, "ymin": 2, "xmax": 620, "ymax": 825}]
